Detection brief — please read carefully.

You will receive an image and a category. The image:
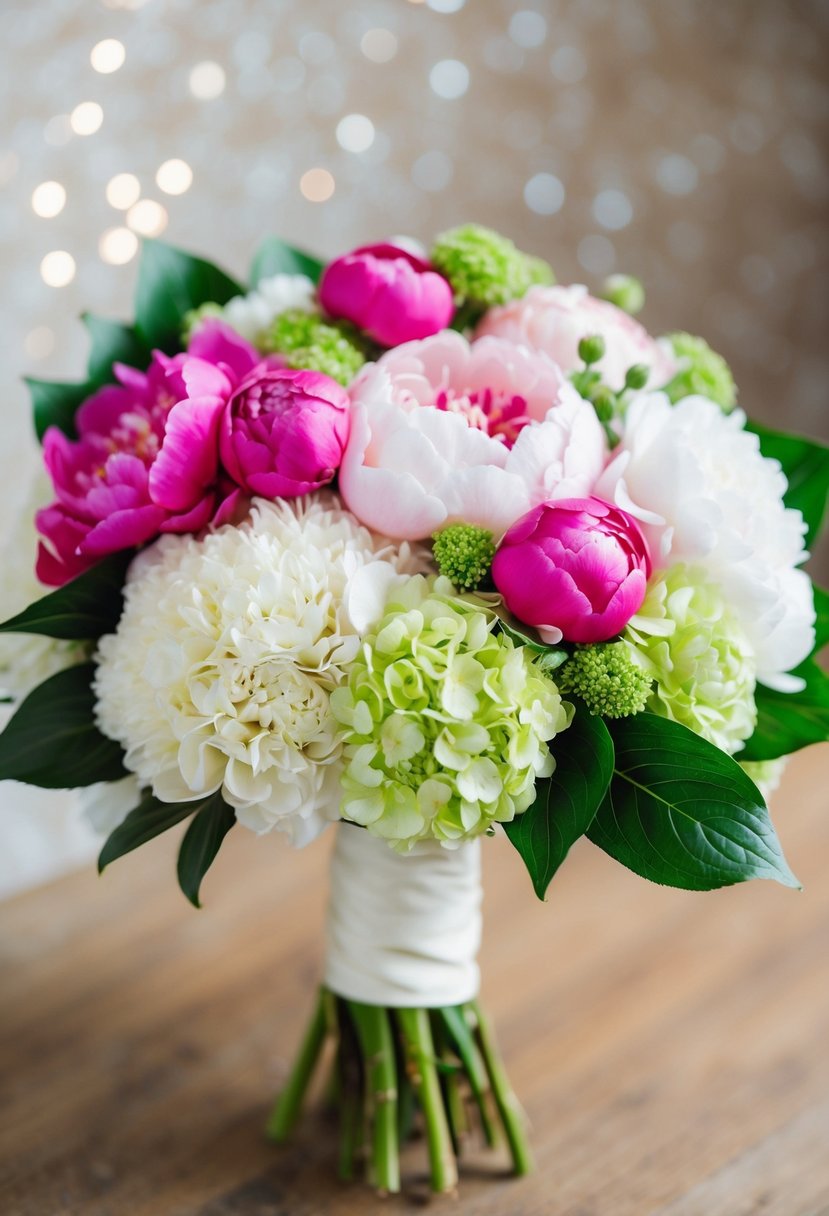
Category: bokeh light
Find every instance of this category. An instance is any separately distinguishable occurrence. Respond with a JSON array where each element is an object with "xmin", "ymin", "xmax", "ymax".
[
  {"xmin": 40, "ymin": 251, "xmax": 76, "ymax": 287},
  {"xmin": 126, "ymin": 199, "xmax": 168, "ymax": 236},
  {"xmin": 106, "ymin": 173, "xmax": 141, "ymax": 209},
  {"xmin": 155, "ymin": 159, "xmax": 193, "ymax": 195},
  {"xmin": 188, "ymin": 61, "xmax": 226, "ymax": 100},
  {"xmin": 299, "ymin": 168, "xmax": 335, "ymax": 202},
  {"xmin": 99, "ymin": 227, "xmax": 139, "ymax": 264},
  {"xmin": 31, "ymin": 181, "xmax": 66, "ymax": 218},
  {"xmin": 90, "ymin": 39, "xmax": 125, "ymax": 74},
  {"xmin": 70, "ymin": 102, "xmax": 103, "ymax": 135}
]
